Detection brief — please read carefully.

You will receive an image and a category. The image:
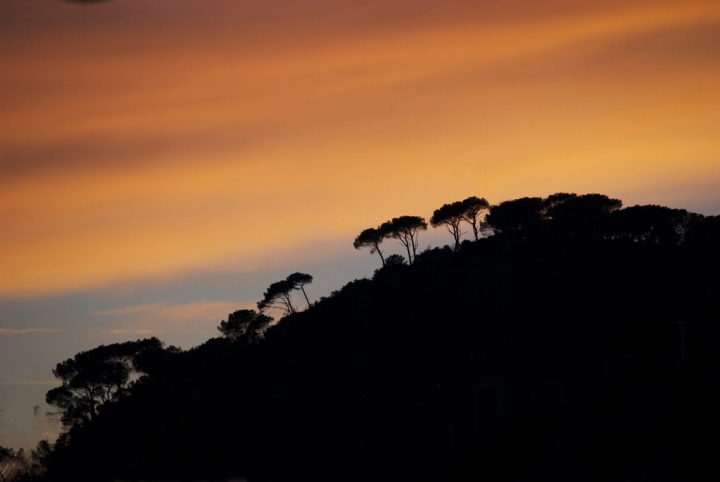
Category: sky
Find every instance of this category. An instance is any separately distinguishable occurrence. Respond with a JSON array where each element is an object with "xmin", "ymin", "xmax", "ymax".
[{"xmin": 1, "ymin": 0, "xmax": 720, "ymax": 450}]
